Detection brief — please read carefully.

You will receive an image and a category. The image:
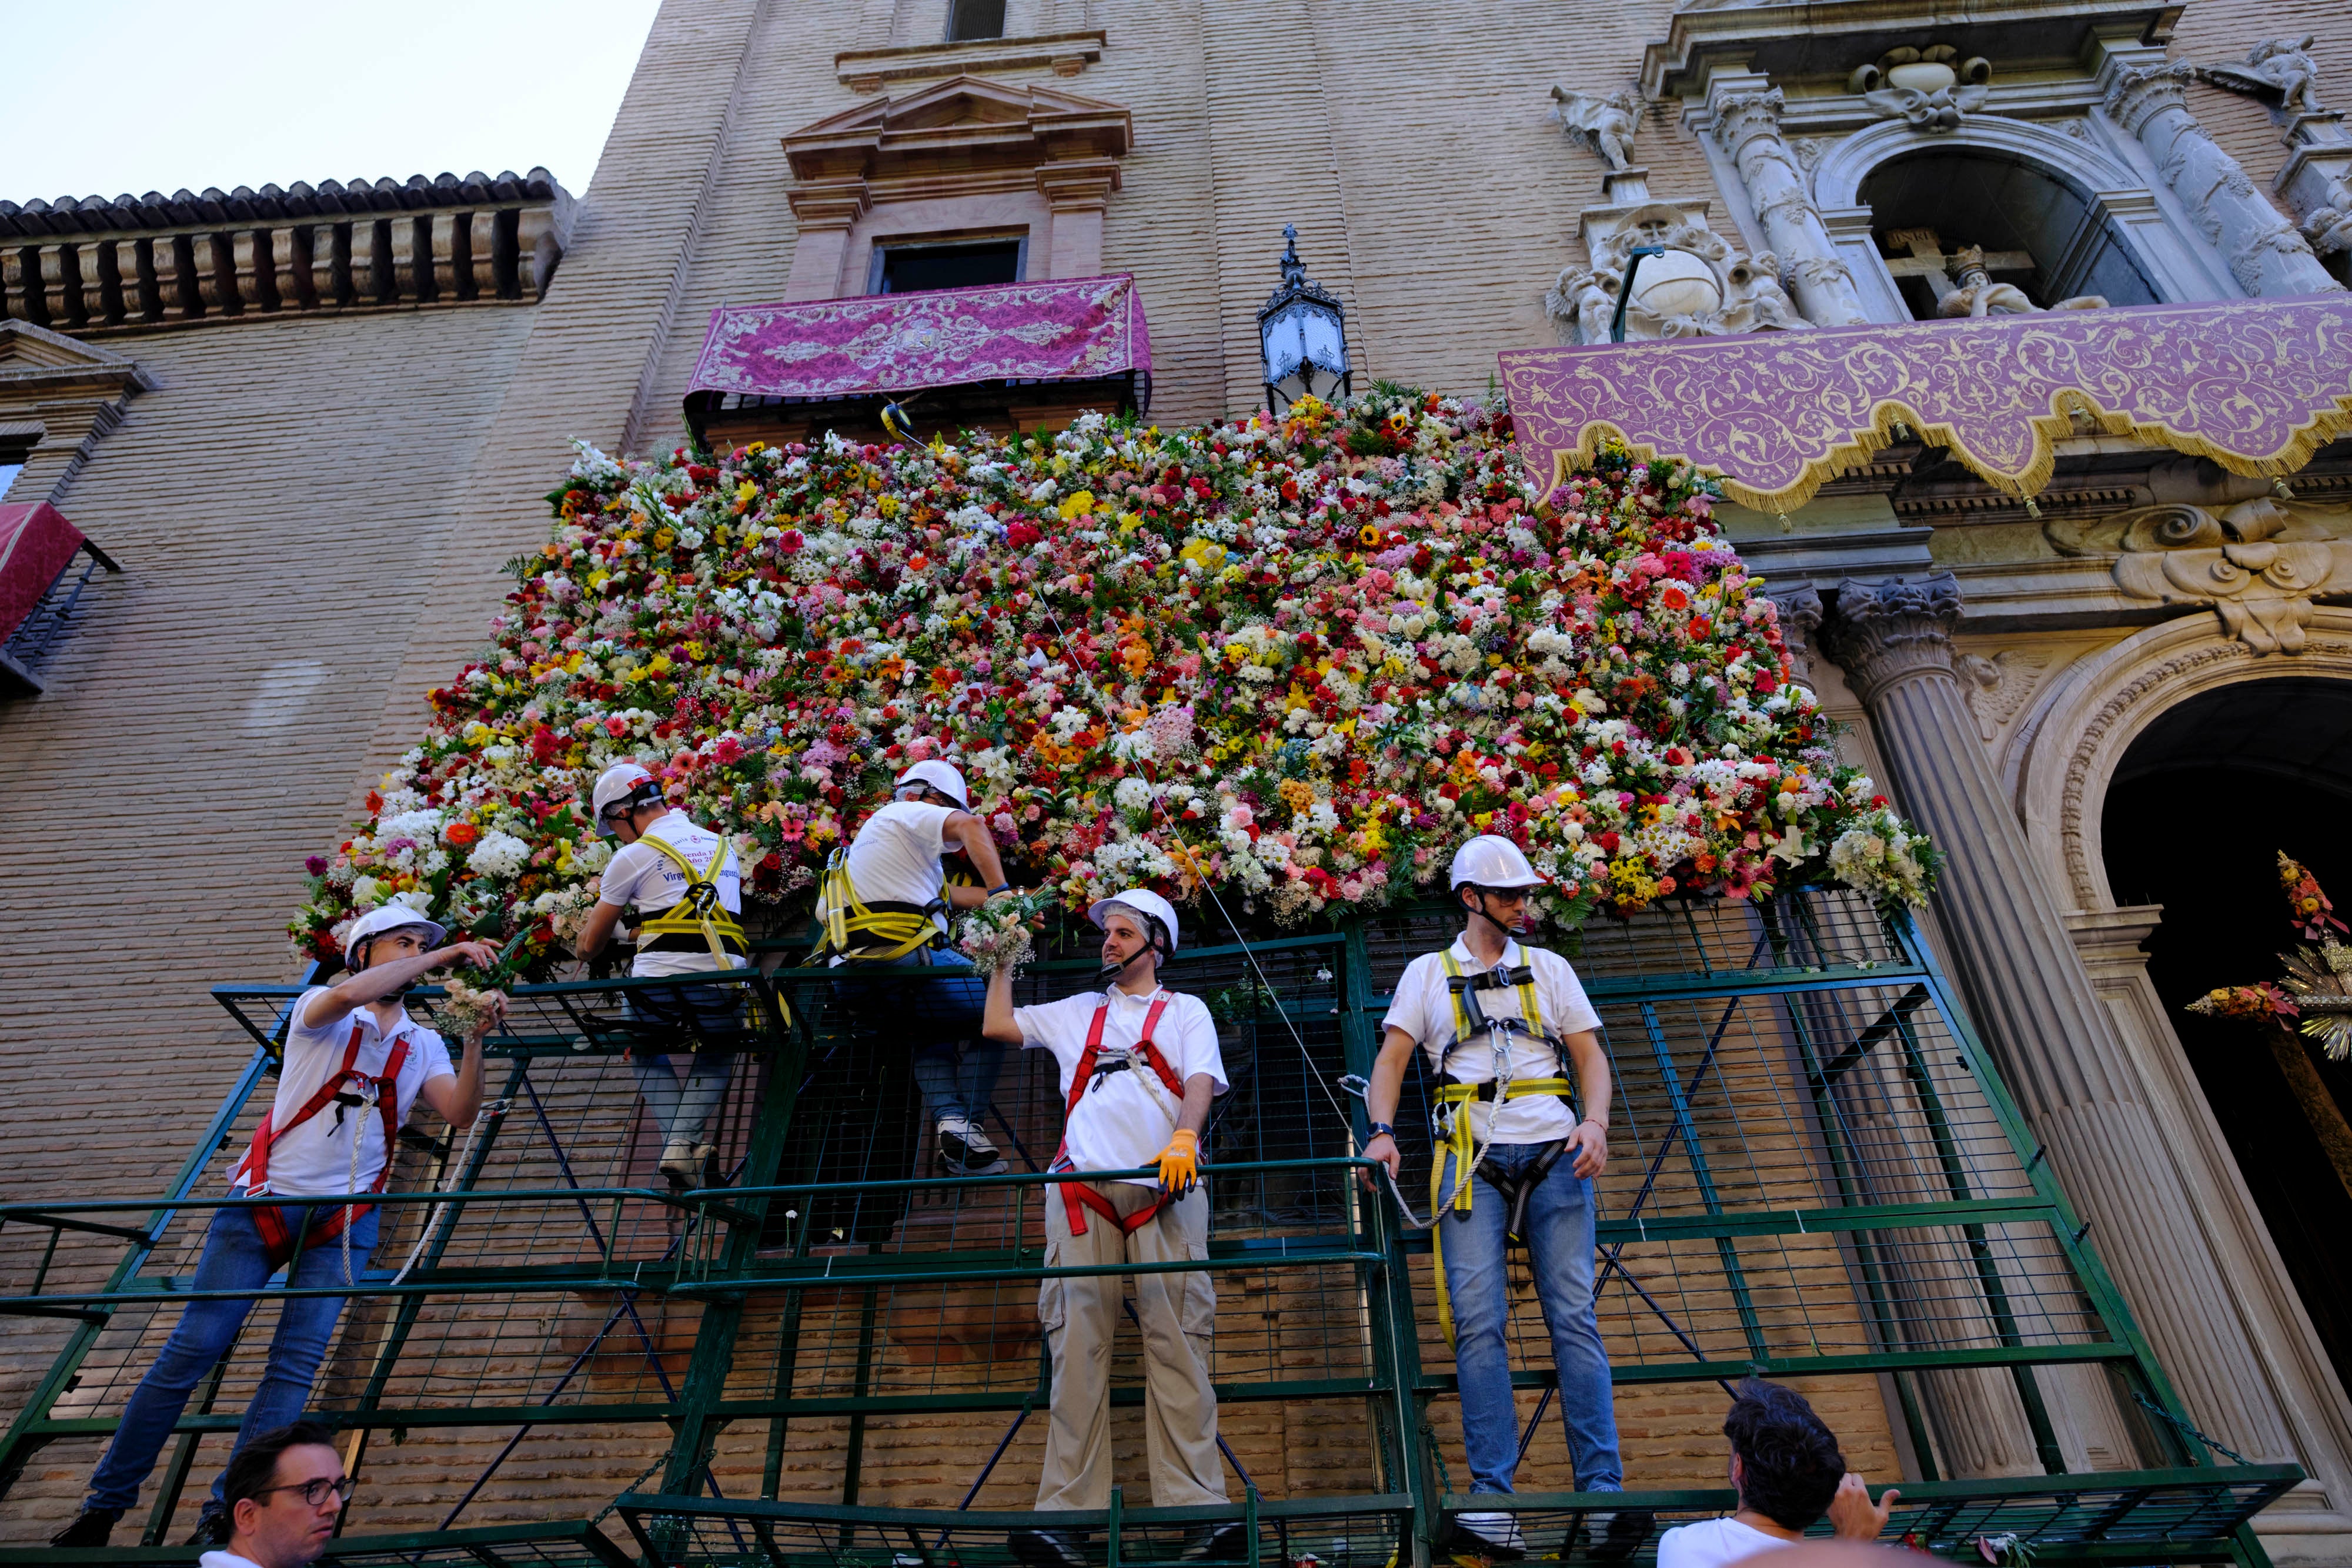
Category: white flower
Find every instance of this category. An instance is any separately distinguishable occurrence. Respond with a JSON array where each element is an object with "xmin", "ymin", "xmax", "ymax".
[{"xmin": 466, "ymin": 830, "xmax": 533, "ymax": 880}]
